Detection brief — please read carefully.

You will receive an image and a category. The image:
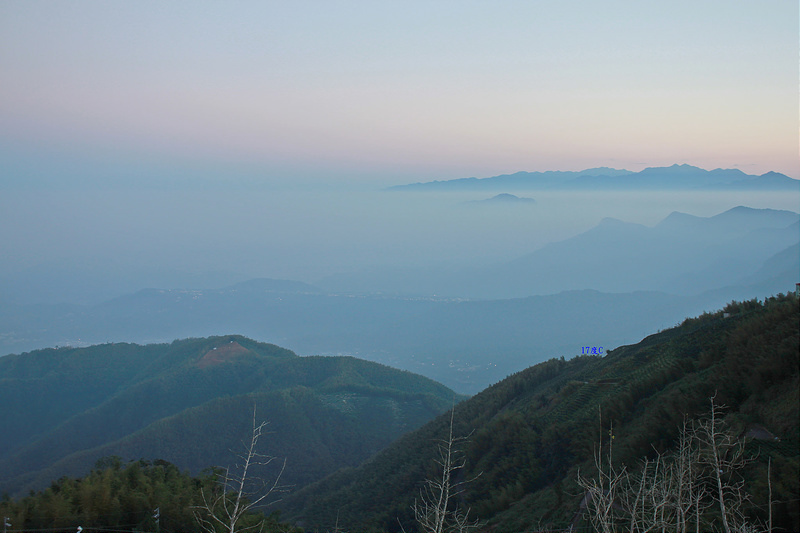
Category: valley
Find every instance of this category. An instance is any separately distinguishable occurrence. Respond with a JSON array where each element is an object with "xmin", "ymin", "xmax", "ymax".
[
  {"xmin": 2, "ymin": 204, "xmax": 796, "ymax": 394},
  {"xmin": 1, "ymin": 294, "xmax": 797, "ymax": 532},
  {"xmin": 2, "ymin": 4, "xmax": 798, "ymax": 531}
]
